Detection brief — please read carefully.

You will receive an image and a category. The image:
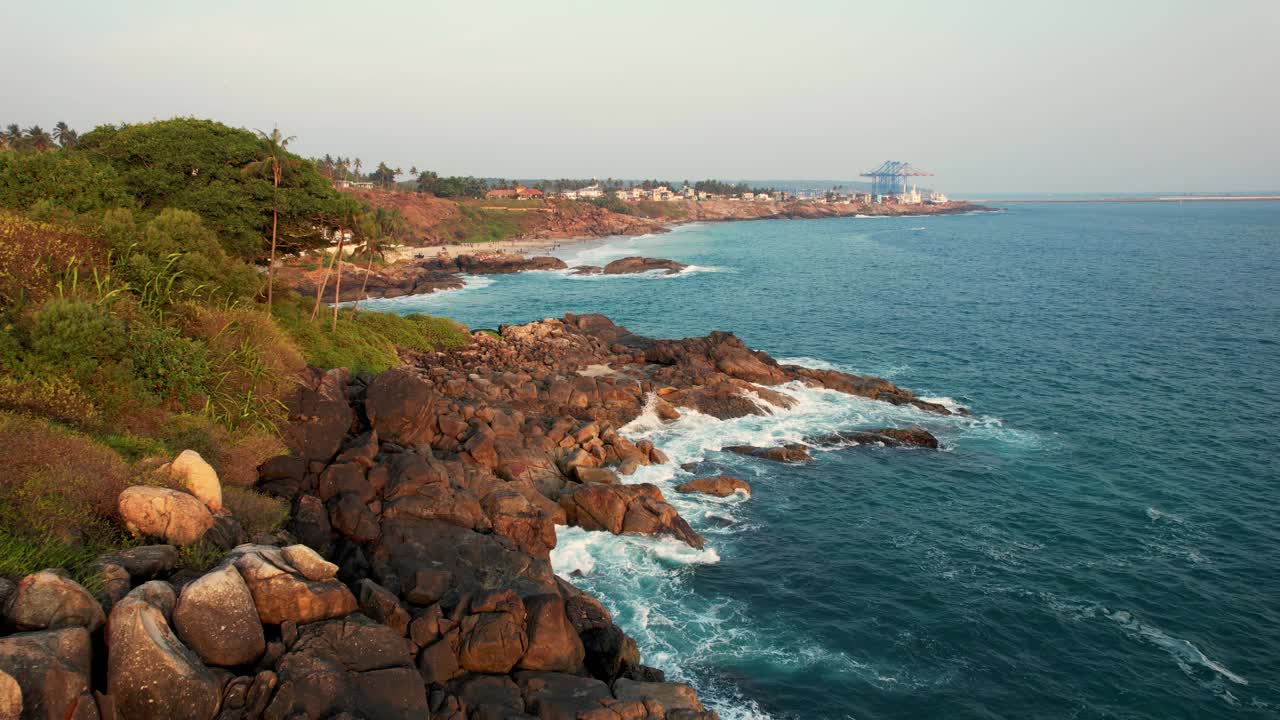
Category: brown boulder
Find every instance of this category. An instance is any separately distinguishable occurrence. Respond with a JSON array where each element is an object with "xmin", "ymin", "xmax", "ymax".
[
  {"xmin": 0, "ymin": 627, "xmax": 97, "ymax": 720},
  {"xmin": 675, "ymin": 475, "xmax": 751, "ymax": 498},
  {"xmin": 723, "ymin": 443, "xmax": 811, "ymax": 463},
  {"xmin": 106, "ymin": 582, "xmax": 222, "ymax": 720},
  {"xmin": 265, "ymin": 614, "xmax": 428, "ymax": 719},
  {"xmin": 118, "ymin": 486, "xmax": 214, "ymax": 546},
  {"xmin": 518, "ymin": 595, "xmax": 585, "ymax": 673},
  {"xmin": 601, "ymin": 256, "xmax": 688, "ymax": 275},
  {"xmin": 811, "ymin": 426, "xmax": 941, "ymax": 449},
  {"xmin": 229, "ymin": 545, "xmax": 357, "ymax": 625},
  {"xmin": 613, "ymin": 678, "xmax": 708, "ymax": 716},
  {"xmin": 4, "ymin": 570, "xmax": 104, "ymax": 633},
  {"xmin": 172, "ymin": 565, "xmax": 265, "ymax": 667},
  {"xmin": 559, "ymin": 483, "xmax": 704, "ymax": 549},
  {"xmin": 0, "ymin": 669, "xmax": 18, "ymax": 720},
  {"xmin": 282, "ymin": 367, "xmax": 354, "ymax": 464},
  {"xmin": 364, "ymin": 368, "xmax": 439, "ymax": 446},
  {"xmin": 457, "ymin": 592, "xmax": 528, "ymax": 674}
]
